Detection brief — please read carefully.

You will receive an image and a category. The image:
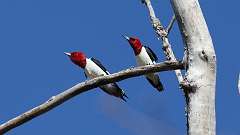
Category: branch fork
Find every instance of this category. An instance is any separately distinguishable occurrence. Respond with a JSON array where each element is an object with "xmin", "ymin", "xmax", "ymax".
[{"xmin": 142, "ymin": 0, "xmax": 186, "ymax": 86}]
